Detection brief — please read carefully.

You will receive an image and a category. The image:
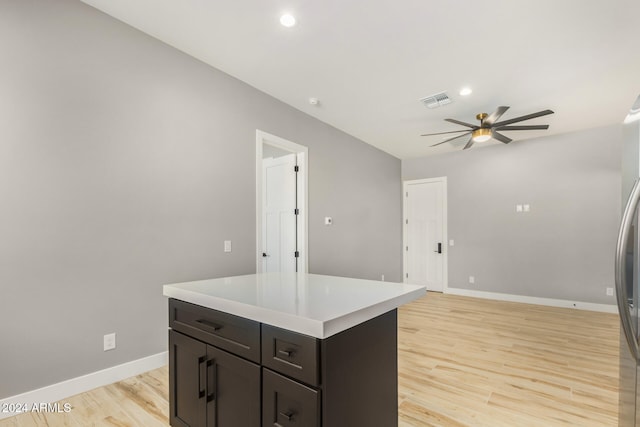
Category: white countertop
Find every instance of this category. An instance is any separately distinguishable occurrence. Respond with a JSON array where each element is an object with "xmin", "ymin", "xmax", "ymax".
[{"xmin": 163, "ymin": 273, "xmax": 426, "ymax": 338}]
